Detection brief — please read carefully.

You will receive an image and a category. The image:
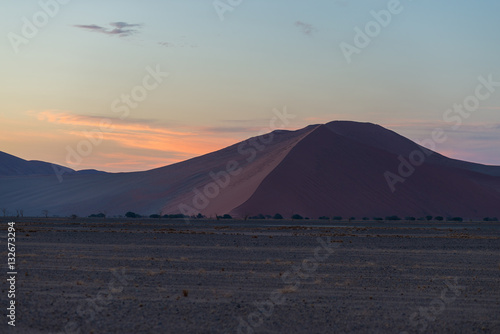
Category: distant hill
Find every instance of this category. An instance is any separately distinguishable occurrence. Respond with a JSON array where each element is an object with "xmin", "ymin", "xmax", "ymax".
[
  {"xmin": 1, "ymin": 121, "xmax": 499, "ymax": 219},
  {"xmin": 0, "ymin": 151, "xmax": 105, "ymax": 177}
]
